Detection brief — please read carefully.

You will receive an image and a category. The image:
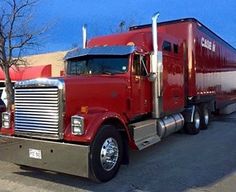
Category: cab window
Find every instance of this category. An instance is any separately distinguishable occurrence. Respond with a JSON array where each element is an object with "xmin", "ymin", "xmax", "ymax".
[
  {"xmin": 162, "ymin": 41, "xmax": 172, "ymax": 52},
  {"xmin": 132, "ymin": 54, "xmax": 148, "ymax": 76}
]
